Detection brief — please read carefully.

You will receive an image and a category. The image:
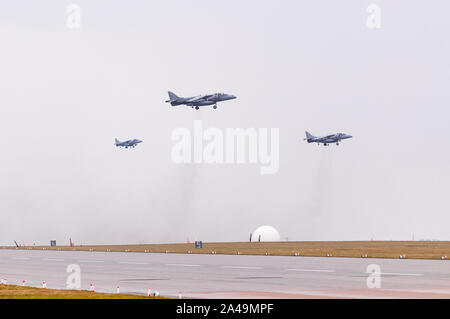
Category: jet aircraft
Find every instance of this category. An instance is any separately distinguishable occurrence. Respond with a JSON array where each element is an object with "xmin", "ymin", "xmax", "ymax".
[
  {"xmin": 165, "ymin": 91, "xmax": 236, "ymax": 110},
  {"xmin": 115, "ymin": 138, "xmax": 142, "ymax": 148},
  {"xmin": 304, "ymin": 131, "xmax": 352, "ymax": 146}
]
